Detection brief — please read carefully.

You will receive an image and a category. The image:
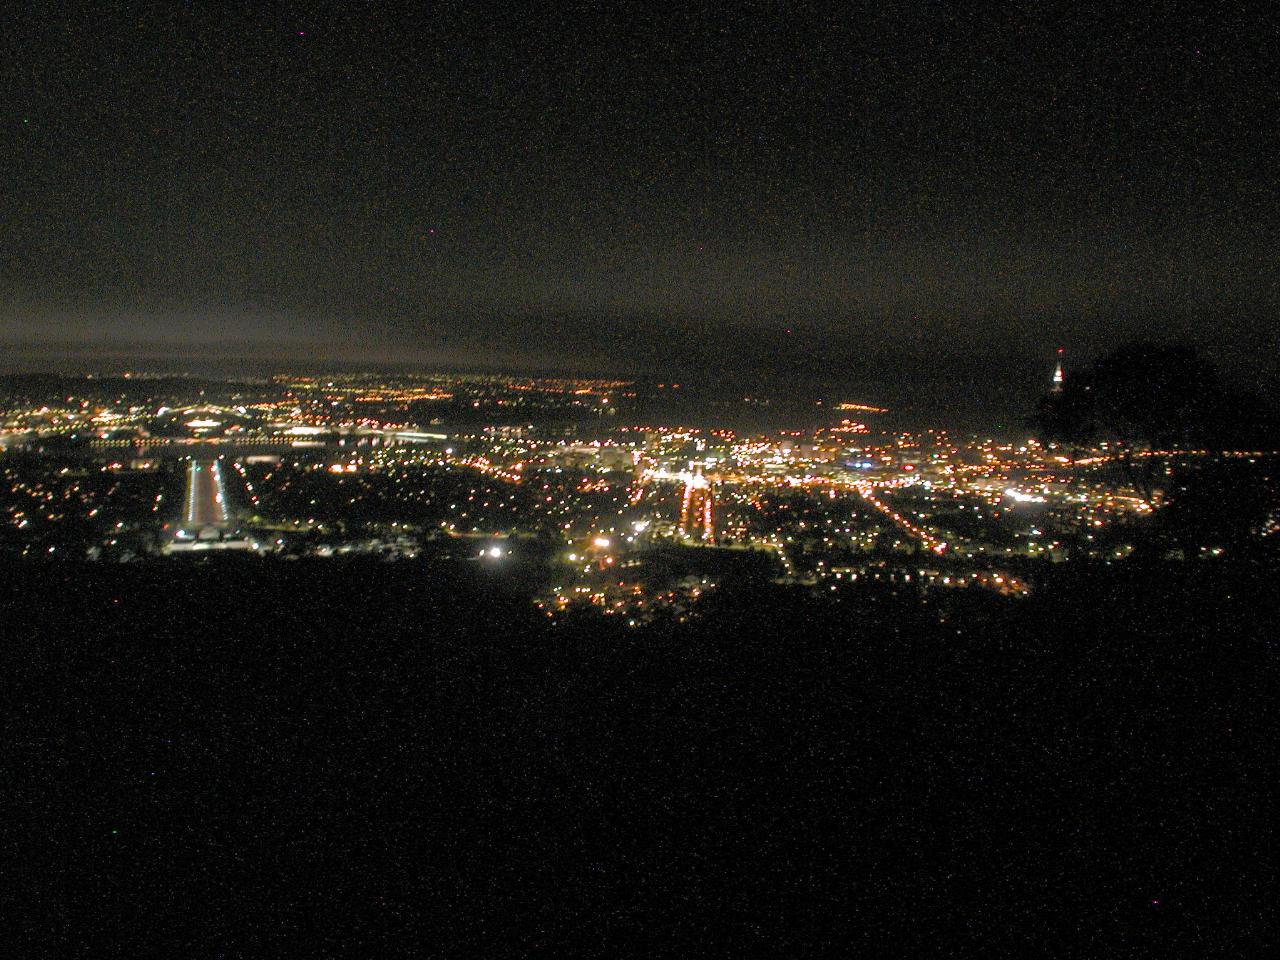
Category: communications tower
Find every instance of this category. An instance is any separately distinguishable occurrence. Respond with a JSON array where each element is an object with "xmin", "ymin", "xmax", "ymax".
[{"xmin": 1051, "ymin": 347, "xmax": 1065, "ymax": 393}]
